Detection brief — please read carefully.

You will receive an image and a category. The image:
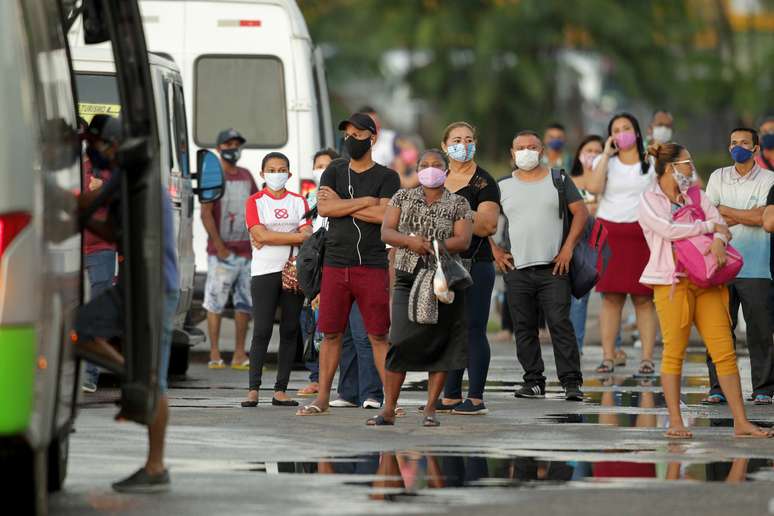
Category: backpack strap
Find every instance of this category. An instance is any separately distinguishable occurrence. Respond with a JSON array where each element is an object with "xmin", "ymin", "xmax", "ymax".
[
  {"xmin": 551, "ymin": 168, "xmax": 567, "ymax": 220},
  {"xmin": 685, "ymin": 186, "xmax": 706, "ymax": 220}
]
